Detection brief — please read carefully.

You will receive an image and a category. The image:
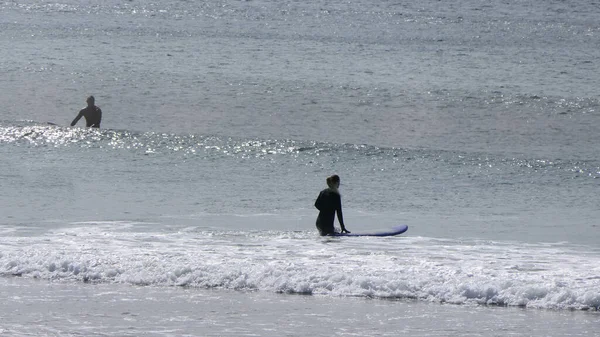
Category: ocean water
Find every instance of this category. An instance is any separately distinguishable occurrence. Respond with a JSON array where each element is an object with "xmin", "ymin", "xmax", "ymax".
[{"xmin": 1, "ymin": 0, "xmax": 599, "ymax": 335}]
